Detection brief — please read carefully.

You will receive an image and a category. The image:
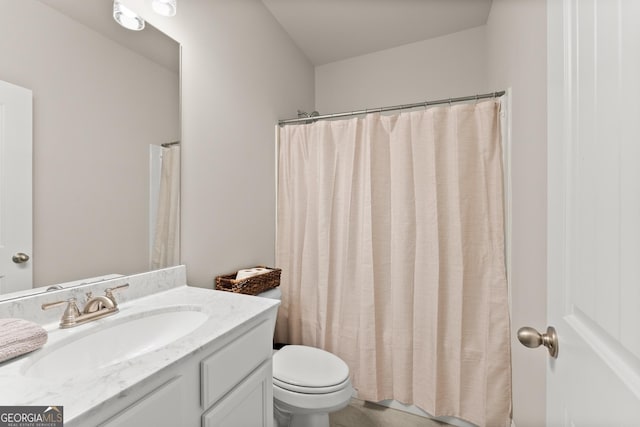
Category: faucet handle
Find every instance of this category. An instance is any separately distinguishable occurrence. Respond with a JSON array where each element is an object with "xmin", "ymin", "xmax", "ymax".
[
  {"xmin": 42, "ymin": 297, "xmax": 77, "ymax": 310},
  {"xmin": 104, "ymin": 283, "xmax": 129, "ymax": 307},
  {"xmin": 42, "ymin": 298, "xmax": 81, "ymax": 327}
]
